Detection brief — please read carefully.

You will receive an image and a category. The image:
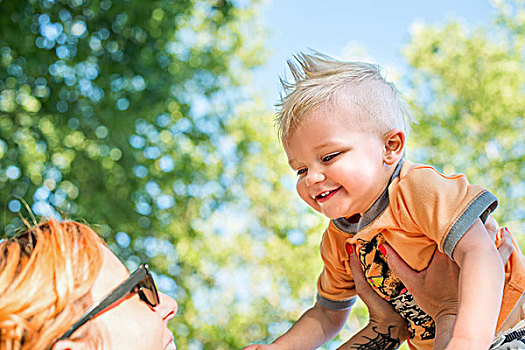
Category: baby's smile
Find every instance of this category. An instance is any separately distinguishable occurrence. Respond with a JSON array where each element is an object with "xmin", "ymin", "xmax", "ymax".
[{"xmin": 315, "ymin": 186, "xmax": 342, "ymax": 202}]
